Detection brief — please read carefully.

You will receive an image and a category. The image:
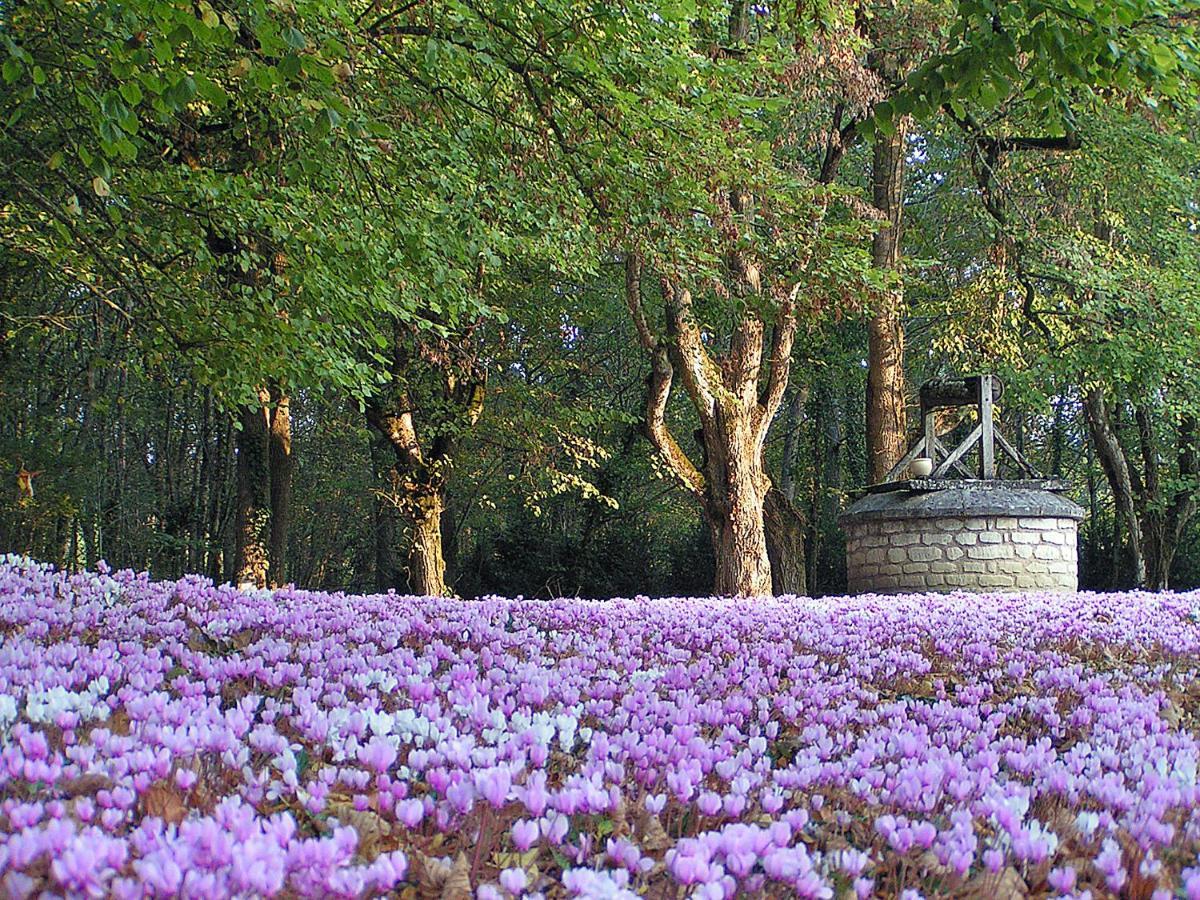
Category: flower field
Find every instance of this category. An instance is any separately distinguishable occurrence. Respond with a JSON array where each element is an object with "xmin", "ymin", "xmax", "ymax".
[{"xmin": 3, "ymin": 557, "xmax": 1200, "ymax": 898}]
